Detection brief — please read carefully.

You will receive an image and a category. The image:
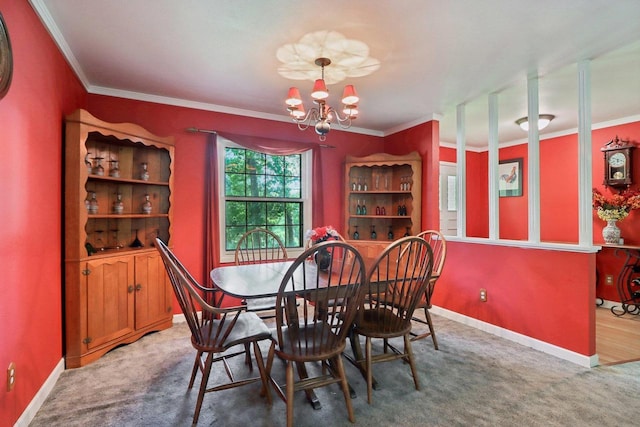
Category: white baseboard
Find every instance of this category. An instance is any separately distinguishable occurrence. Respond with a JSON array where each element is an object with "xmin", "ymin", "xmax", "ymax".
[
  {"xmin": 173, "ymin": 312, "xmax": 186, "ymax": 323},
  {"xmin": 17, "ymin": 315, "xmax": 187, "ymax": 426},
  {"xmin": 14, "ymin": 358, "xmax": 65, "ymax": 427},
  {"xmin": 430, "ymin": 306, "xmax": 599, "ymax": 368}
]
